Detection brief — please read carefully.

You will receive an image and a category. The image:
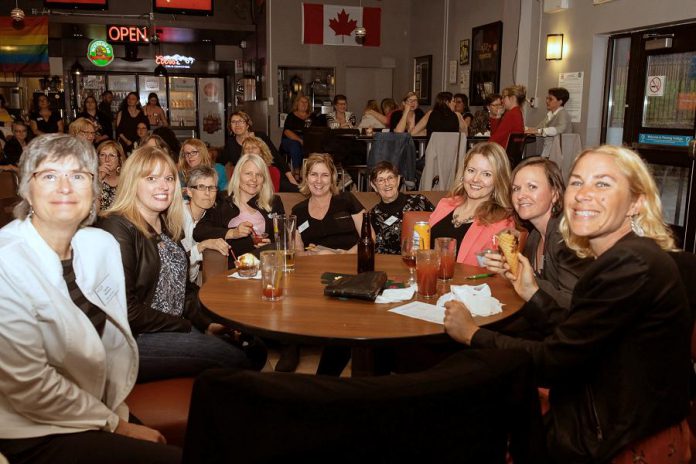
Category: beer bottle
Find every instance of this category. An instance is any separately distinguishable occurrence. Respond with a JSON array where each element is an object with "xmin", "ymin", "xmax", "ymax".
[{"xmin": 357, "ymin": 212, "xmax": 375, "ymax": 273}]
